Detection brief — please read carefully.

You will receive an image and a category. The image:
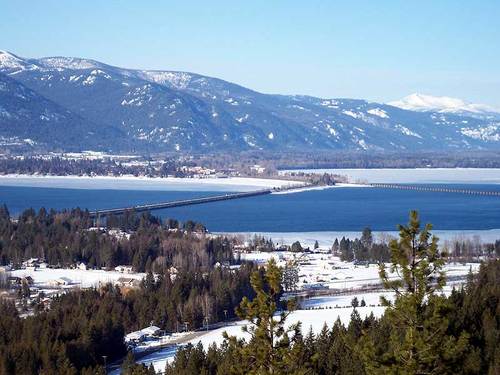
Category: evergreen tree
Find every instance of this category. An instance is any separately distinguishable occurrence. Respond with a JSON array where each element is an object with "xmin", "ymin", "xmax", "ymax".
[
  {"xmin": 282, "ymin": 260, "xmax": 299, "ymax": 292},
  {"xmin": 331, "ymin": 238, "xmax": 339, "ymax": 255},
  {"xmin": 361, "ymin": 227, "xmax": 373, "ymax": 250},
  {"xmin": 225, "ymin": 259, "xmax": 298, "ymax": 374},
  {"xmin": 351, "ymin": 296, "xmax": 359, "ymax": 308},
  {"xmin": 291, "ymin": 241, "xmax": 303, "ymax": 253},
  {"xmin": 362, "ymin": 210, "xmax": 469, "ymax": 374}
]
